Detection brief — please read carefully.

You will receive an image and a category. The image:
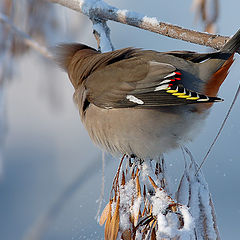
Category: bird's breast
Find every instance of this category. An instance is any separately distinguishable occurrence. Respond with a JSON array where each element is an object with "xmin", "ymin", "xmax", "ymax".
[{"xmin": 82, "ymin": 104, "xmax": 206, "ymax": 159}]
